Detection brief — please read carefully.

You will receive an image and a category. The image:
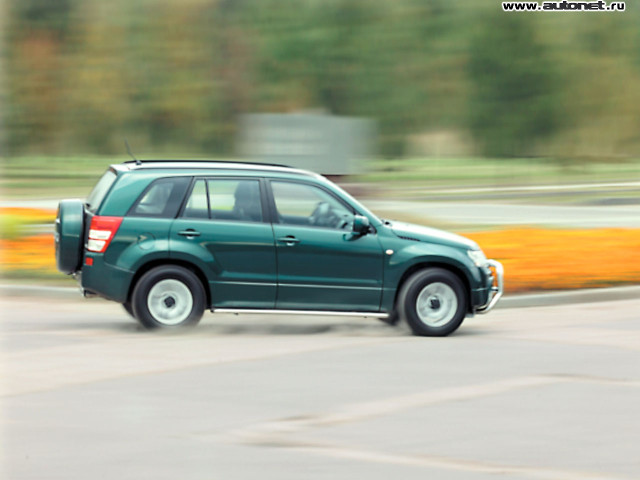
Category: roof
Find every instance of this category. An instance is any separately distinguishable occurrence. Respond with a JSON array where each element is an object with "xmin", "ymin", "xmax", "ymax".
[{"xmin": 117, "ymin": 160, "xmax": 318, "ymax": 178}]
